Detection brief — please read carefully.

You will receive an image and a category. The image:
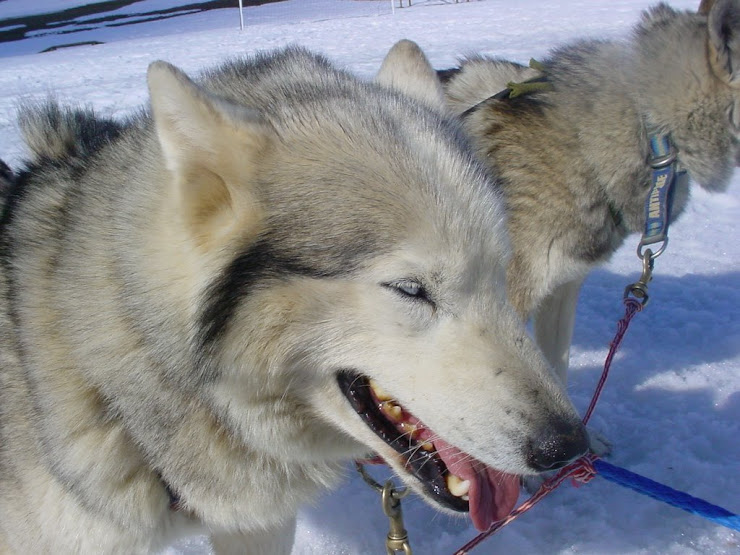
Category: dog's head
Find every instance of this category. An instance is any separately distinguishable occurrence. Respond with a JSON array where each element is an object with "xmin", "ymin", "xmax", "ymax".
[
  {"xmin": 635, "ymin": 0, "xmax": 740, "ymax": 191},
  {"xmin": 146, "ymin": 46, "xmax": 587, "ymax": 531}
]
